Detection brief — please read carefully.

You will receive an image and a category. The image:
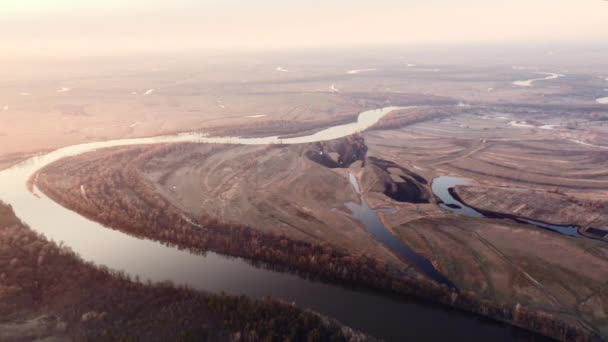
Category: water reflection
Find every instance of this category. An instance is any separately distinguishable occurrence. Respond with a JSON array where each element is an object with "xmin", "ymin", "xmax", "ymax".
[
  {"xmin": 432, "ymin": 176, "xmax": 583, "ymax": 238},
  {"xmin": 432, "ymin": 176, "xmax": 484, "ymax": 218},
  {"xmin": 0, "ymin": 107, "xmax": 543, "ymax": 341},
  {"xmin": 346, "ymin": 174, "xmax": 457, "ymax": 290}
]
